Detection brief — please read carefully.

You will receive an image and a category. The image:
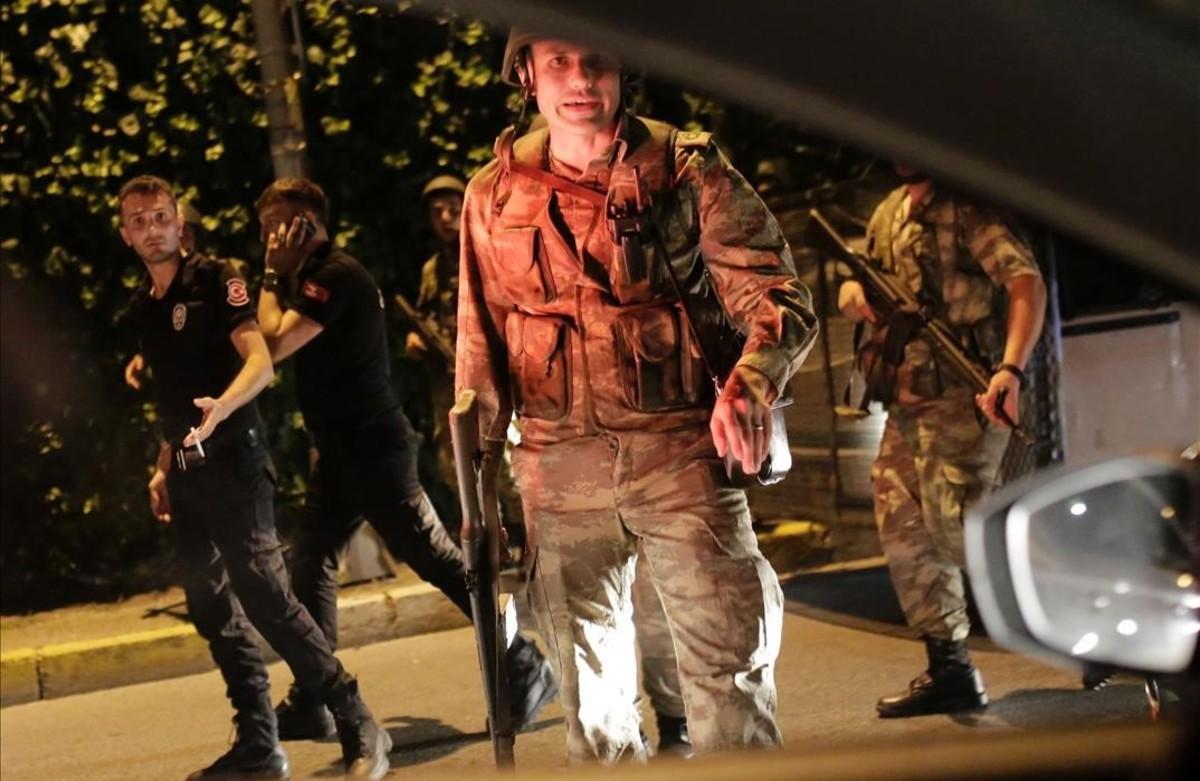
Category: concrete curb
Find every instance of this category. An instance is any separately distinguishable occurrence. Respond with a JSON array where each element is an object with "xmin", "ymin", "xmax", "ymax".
[
  {"xmin": 0, "ymin": 581, "xmax": 467, "ymax": 708},
  {"xmin": 0, "ymin": 530, "xmax": 857, "ymax": 709}
]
